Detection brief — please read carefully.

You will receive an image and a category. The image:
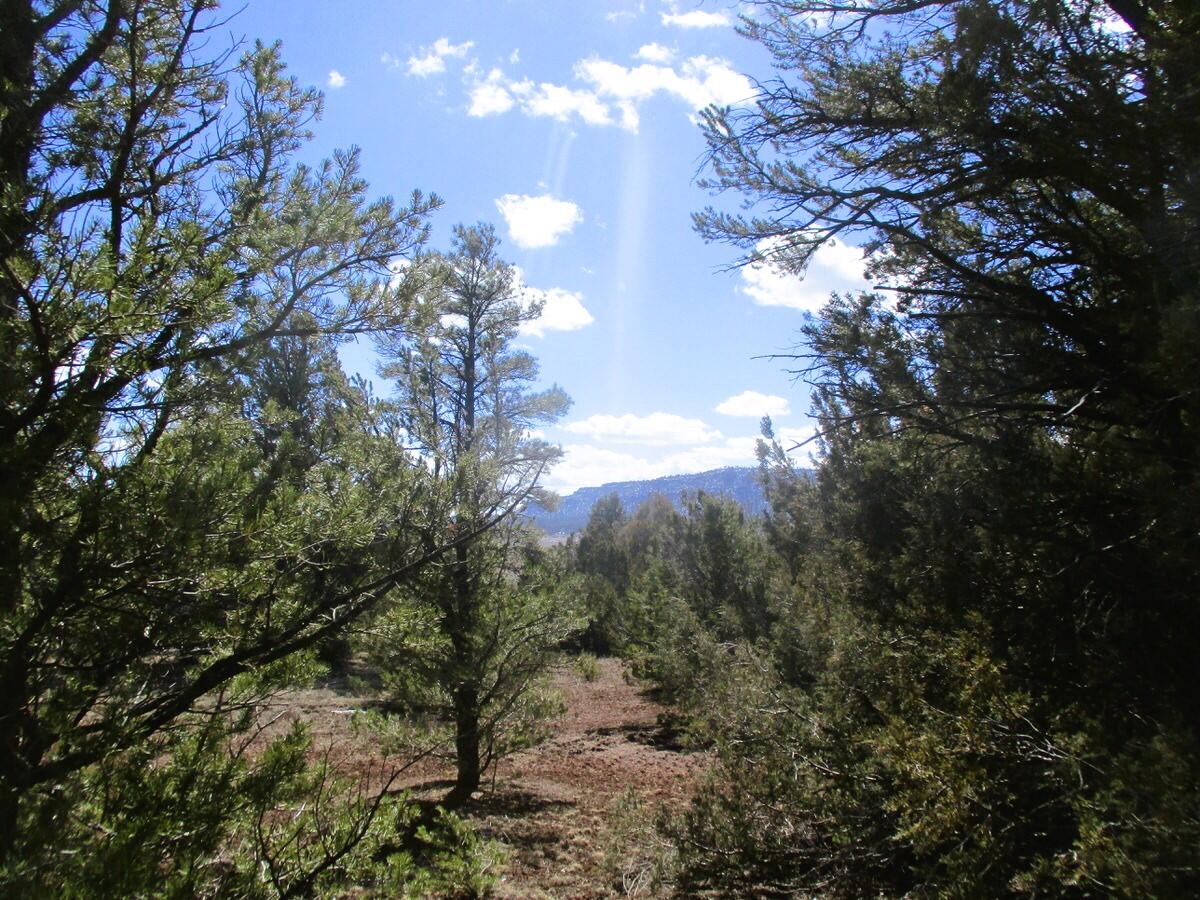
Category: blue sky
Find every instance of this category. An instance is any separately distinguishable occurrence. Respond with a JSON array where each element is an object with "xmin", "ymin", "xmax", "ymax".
[{"xmin": 233, "ymin": 0, "xmax": 870, "ymax": 494}]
